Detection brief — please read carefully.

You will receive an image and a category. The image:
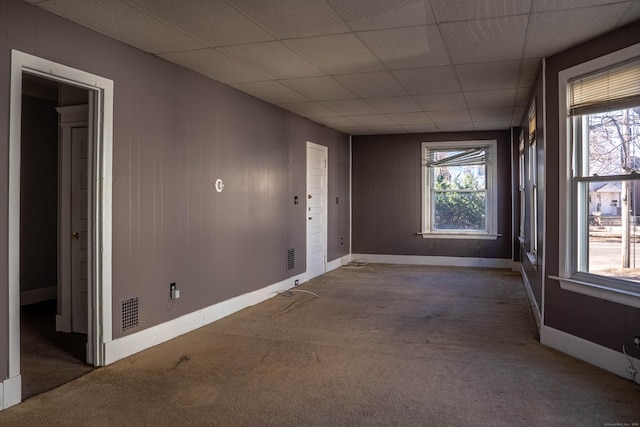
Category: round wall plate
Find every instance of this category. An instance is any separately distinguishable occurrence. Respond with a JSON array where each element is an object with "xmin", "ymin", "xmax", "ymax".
[{"xmin": 215, "ymin": 178, "xmax": 224, "ymax": 192}]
